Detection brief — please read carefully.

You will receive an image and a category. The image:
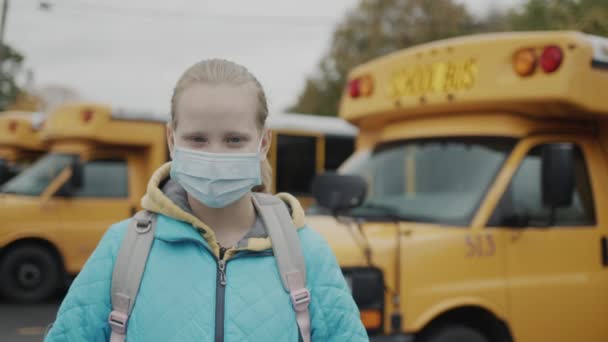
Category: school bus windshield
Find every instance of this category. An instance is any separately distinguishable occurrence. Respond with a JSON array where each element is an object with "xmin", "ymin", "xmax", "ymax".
[
  {"xmin": 1, "ymin": 153, "xmax": 75, "ymax": 196},
  {"xmin": 341, "ymin": 138, "xmax": 516, "ymax": 225}
]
